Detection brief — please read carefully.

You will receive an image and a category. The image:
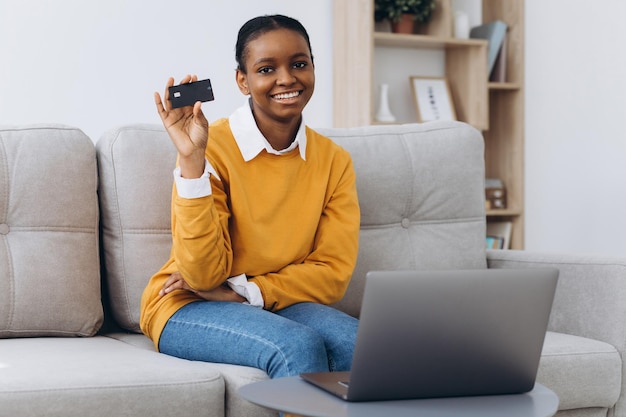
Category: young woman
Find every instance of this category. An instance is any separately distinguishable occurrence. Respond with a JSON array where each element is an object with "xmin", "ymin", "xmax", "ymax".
[{"xmin": 140, "ymin": 15, "xmax": 360, "ymax": 379}]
